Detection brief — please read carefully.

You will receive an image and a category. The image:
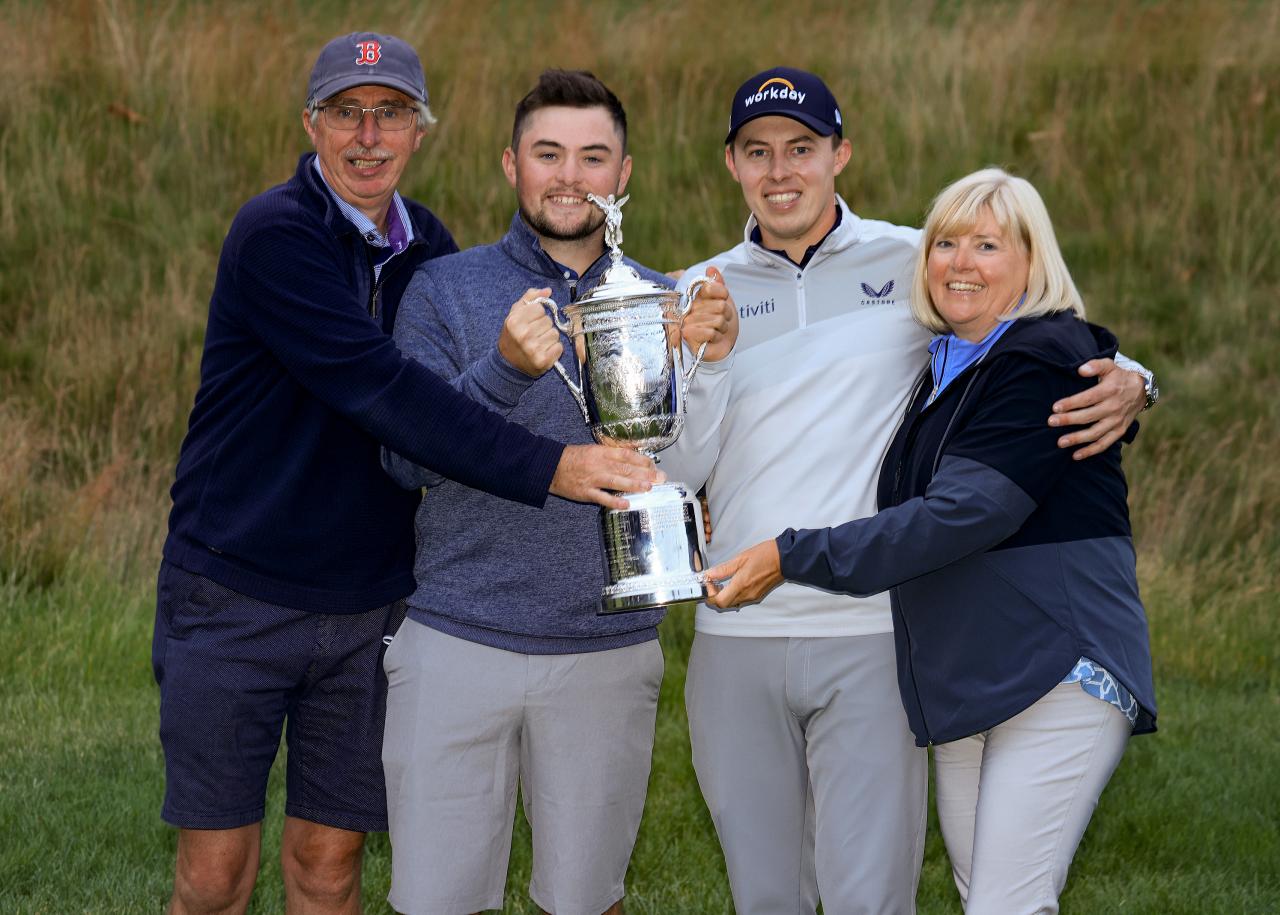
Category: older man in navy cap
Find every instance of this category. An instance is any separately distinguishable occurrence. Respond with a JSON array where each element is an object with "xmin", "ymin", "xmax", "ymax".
[
  {"xmin": 154, "ymin": 33, "xmax": 658, "ymax": 915},
  {"xmin": 659, "ymin": 67, "xmax": 1156, "ymax": 914}
]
